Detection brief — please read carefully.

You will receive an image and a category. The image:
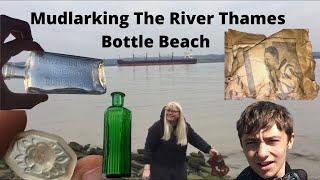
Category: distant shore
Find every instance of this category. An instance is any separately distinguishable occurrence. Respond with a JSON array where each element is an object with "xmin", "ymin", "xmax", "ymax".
[{"xmin": 103, "ymin": 53, "xmax": 320, "ymax": 66}]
